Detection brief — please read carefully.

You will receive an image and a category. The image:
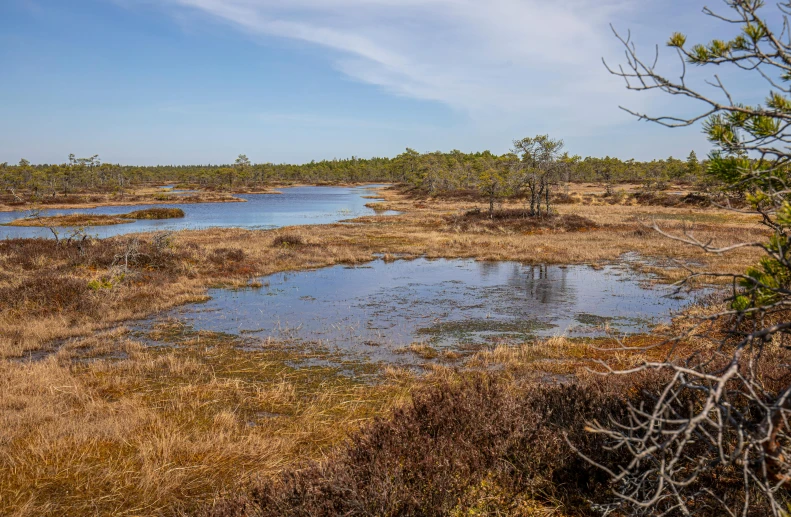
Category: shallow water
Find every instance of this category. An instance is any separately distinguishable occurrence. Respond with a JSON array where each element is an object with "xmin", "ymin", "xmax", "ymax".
[
  {"xmin": 0, "ymin": 185, "xmax": 393, "ymax": 239},
  {"xmin": 139, "ymin": 258, "xmax": 709, "ymax": 363}
]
